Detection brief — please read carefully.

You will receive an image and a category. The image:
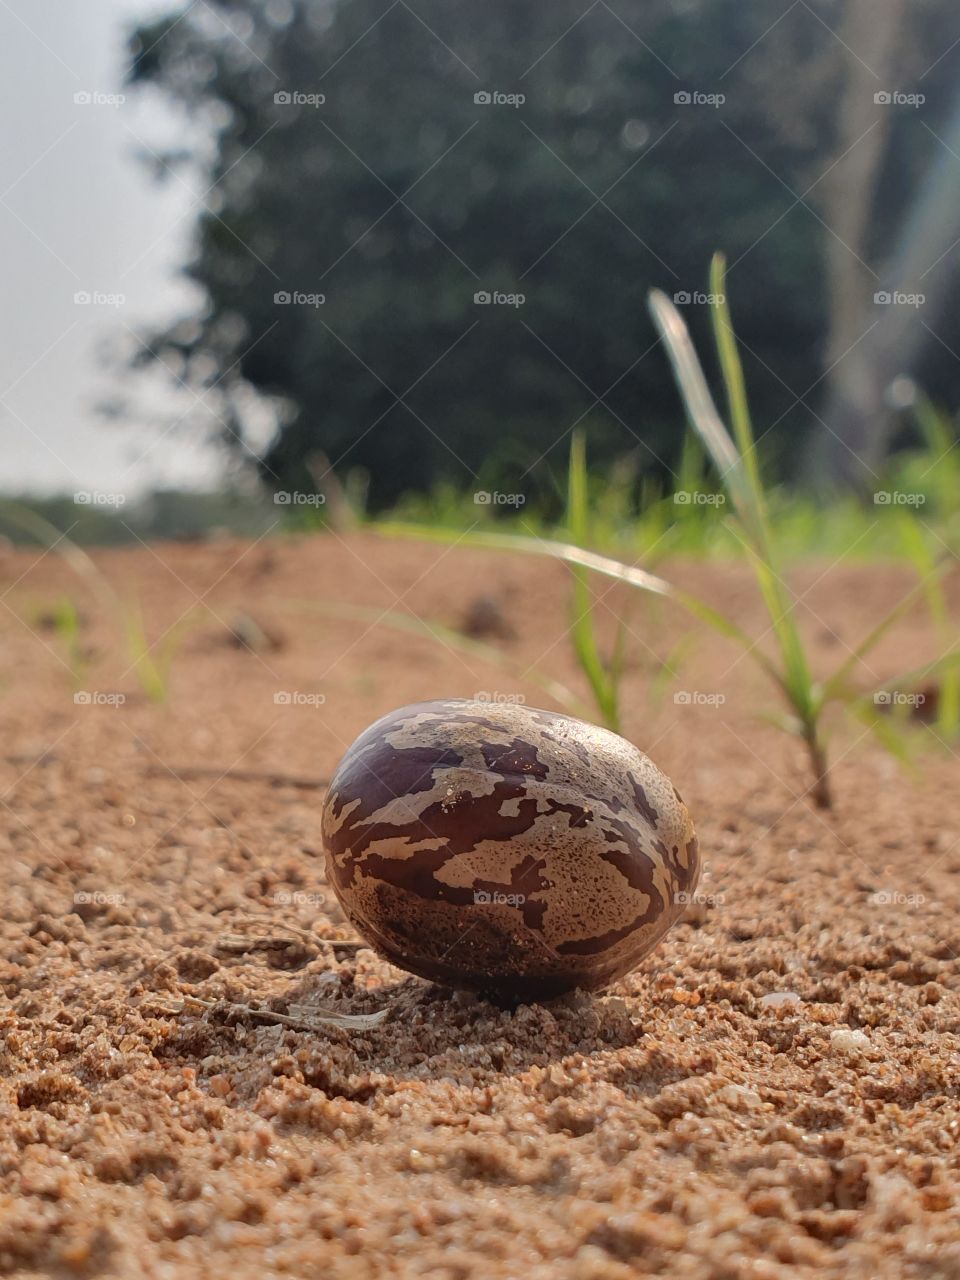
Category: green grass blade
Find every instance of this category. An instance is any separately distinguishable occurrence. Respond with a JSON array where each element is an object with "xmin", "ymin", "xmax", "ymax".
[
  {"xmin": 817, "ymin": 577, "xmax": 929, "ymax": 708},
  {"xmin": 896, "ymin": 514, "xmax": 959, "ymax": 738},
  {"xmin": 709, "ymin": 253, "xmax": 764, "ymax": 500},
  {"xmin": 708, "ymin": 255, "xmax": 815, "ymax": 715},
  {"xmin": 156, "ymin": 608, "xmax": 200, "ymax": 688},
  {"xmin": 849, "ymin": 699, "xmax": 917, "ymax": 768},
  {"xmin": 854, "ymin": 646, "xmax": 960, "ymax": 702},
  {"xmin": 1, "ymin": 501, "xmax": 196, "ymax": 705},
  {"xmin": 649, "ymin": 272, "xmax": 815, "ymax": 720},
  {"xmin": 0, "ymin": 501, "xmax": 124, "ymax": 617},
  {"xmin": 647, "ymin": 289, "xmax": 748, "ymax": 516},
  {"xmin": 122, "ymin": 602, "xmax": 169, "ymax": 704},
  {"xmin": 51, "ymin": 598, "xmax": 87, "ymax": 689},
  {"xmin": 733, "ymin": 532, "xmax": 816, "ymax": 720},
  {"xmin": 377, "ymin": 523, "xmax": 789, "ymax": 695},
  {"xmin": 566, "ymin": 431, "xmax": 618, "ymax": 729},
  {"xmin": 913, "ymin": 391, "xmax": 954, "ymax": 457},
  {"xmin": 676, "ymin": 428, "xmax": 707, "ymax": 499},
  {"xmin": 608, "ymin": 605, "xmax": 633, "ymax": 696},
  {"xmin": 649, "ymin": 633, "xmax": 698, "ymax": 706}
]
